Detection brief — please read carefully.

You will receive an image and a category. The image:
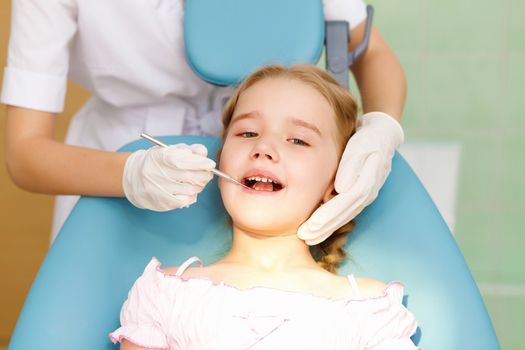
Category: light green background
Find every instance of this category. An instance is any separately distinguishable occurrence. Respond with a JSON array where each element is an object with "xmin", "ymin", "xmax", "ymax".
[{"xmin": 367, "ymin": 0, "xmax": 524, "ymax": 348}]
